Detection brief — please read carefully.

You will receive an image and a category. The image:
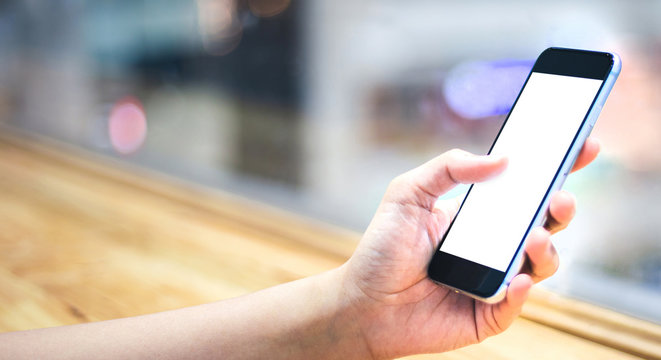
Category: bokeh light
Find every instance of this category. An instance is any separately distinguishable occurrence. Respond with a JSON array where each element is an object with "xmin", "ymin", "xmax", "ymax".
[
  {"xmin": 108, "ymin": 97, "xmax": 147, "ymax": 155},
  {"xmin": 443, "ymin": 60, "xmax": 533, "ymax": 120},
  {"xmin": 197, "ymin": 0, "xmax": 243, "ymax": 56},
  {"xmin": 248, "ymin": 0, "xmax": 290, "ymax": 18}
]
